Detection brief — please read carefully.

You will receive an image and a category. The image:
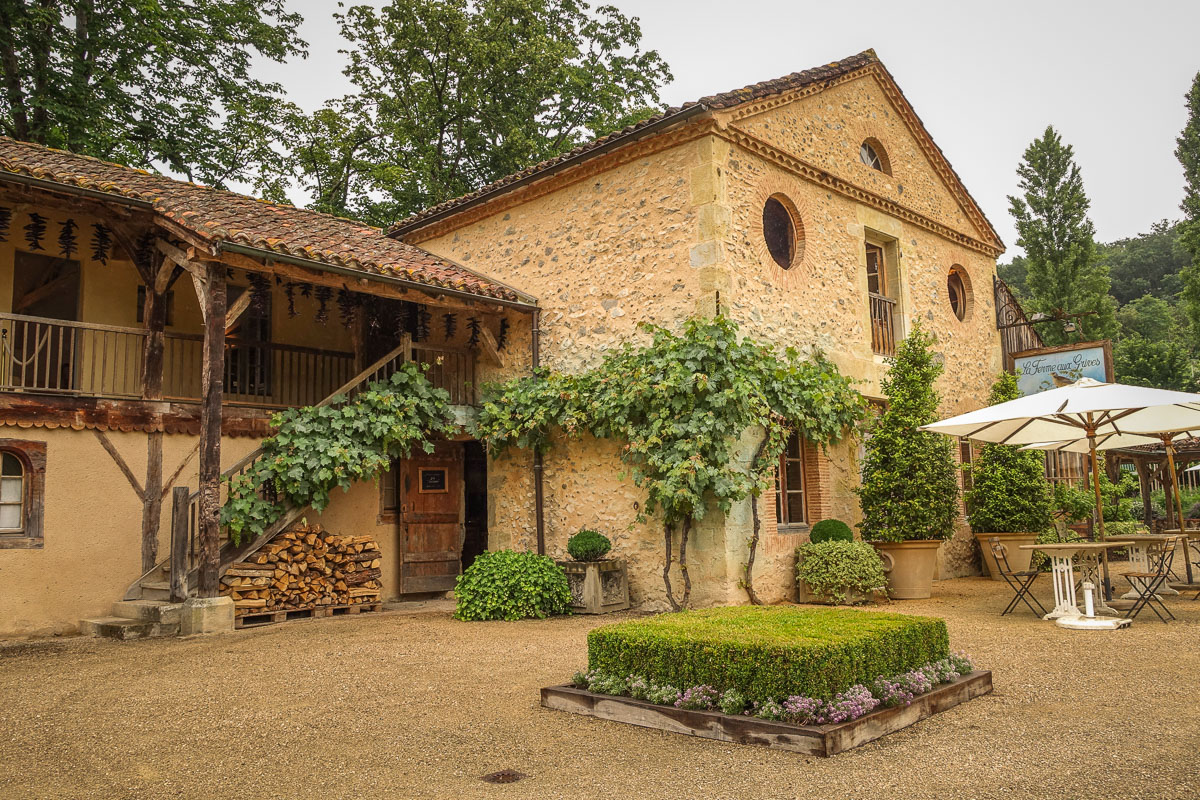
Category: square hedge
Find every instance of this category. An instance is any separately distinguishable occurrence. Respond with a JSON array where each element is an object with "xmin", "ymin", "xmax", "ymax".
[{"xmin": 587, "ymin": 606, "xmax": 949, "ymax": 701}]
